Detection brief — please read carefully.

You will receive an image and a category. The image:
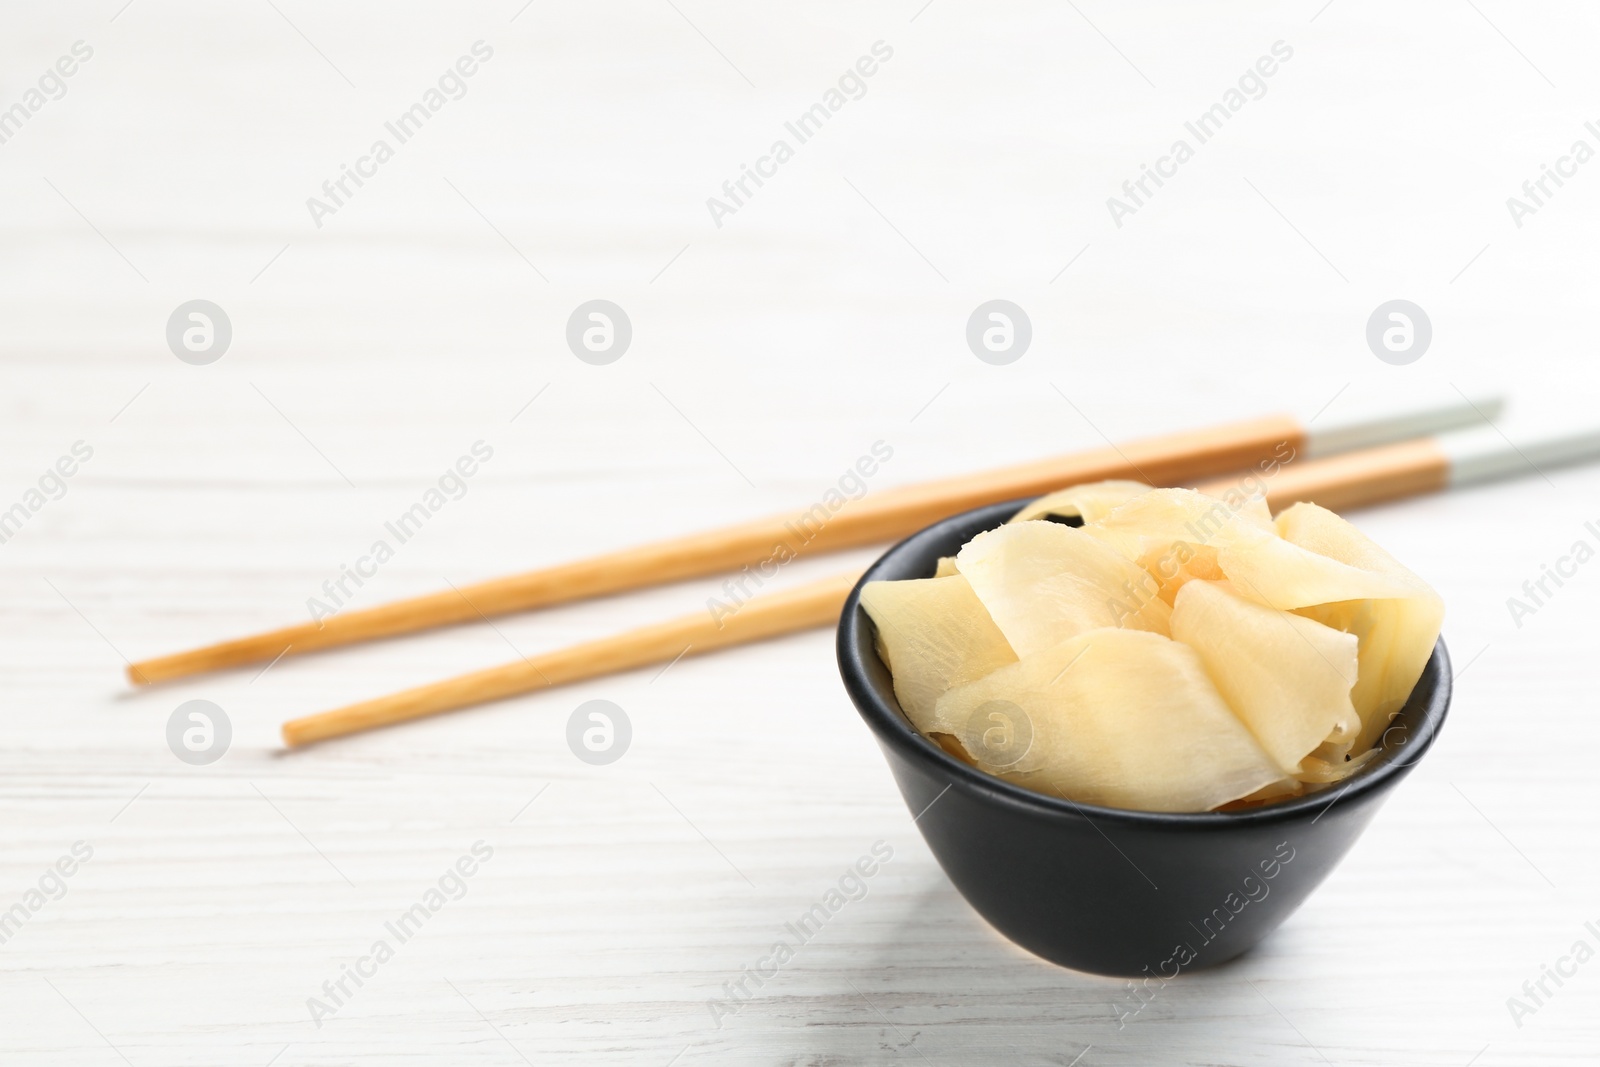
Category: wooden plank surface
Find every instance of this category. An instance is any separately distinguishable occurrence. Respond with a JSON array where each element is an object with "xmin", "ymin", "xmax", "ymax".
[{"xmin": 1, "ymin": 1, "xmax": 1597, "ymax": 1063}]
